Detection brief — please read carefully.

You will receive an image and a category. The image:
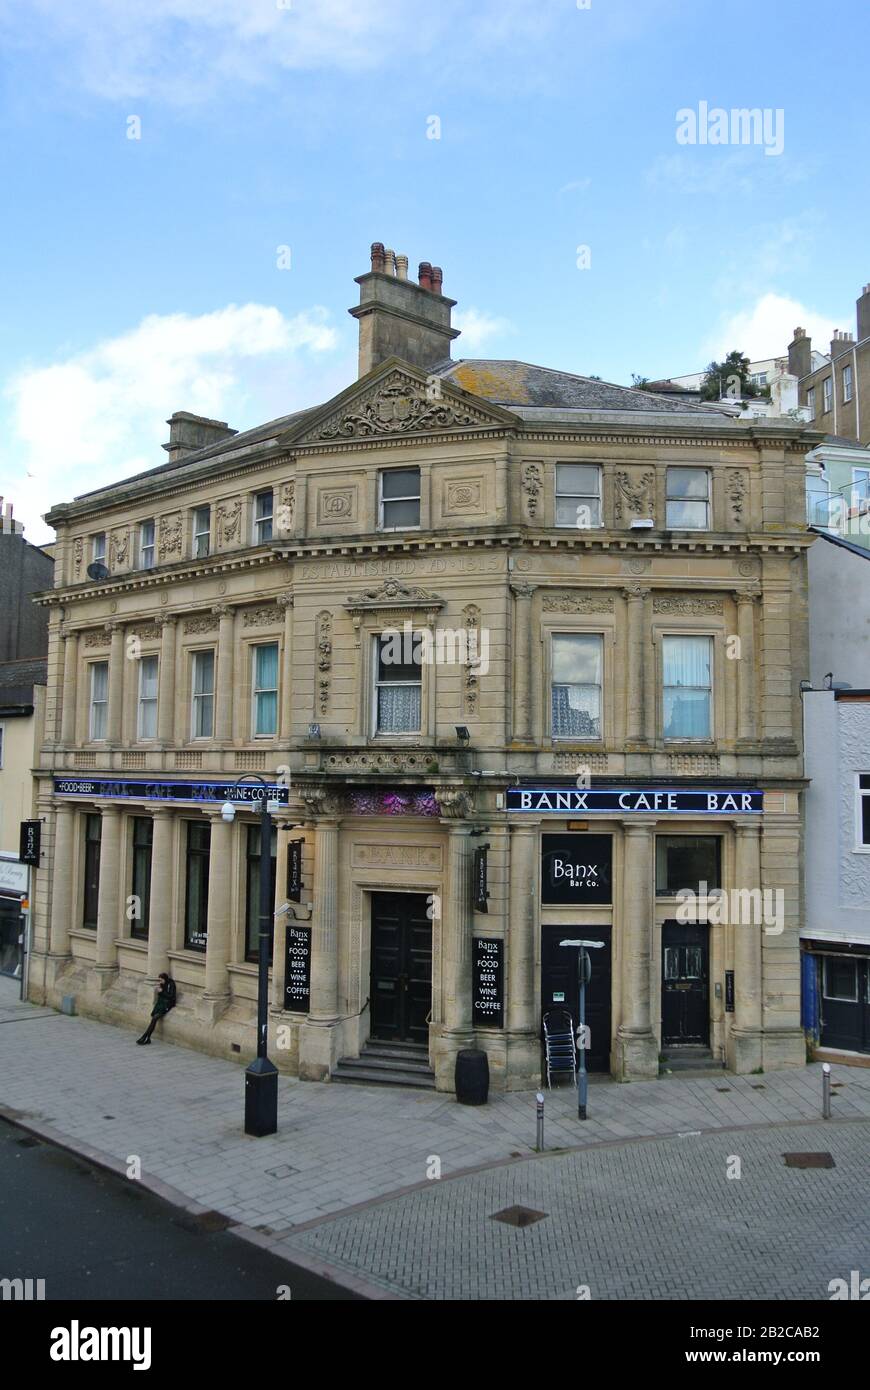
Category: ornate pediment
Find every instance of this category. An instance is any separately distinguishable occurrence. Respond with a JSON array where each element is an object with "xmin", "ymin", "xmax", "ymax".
[
  {"xmin": 345, "ymin": 577, "xmax": 445, "ymax": 612},
  {"xmin": 285, "ymin": 361, "xmax": 516, "ymax": 446}
]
